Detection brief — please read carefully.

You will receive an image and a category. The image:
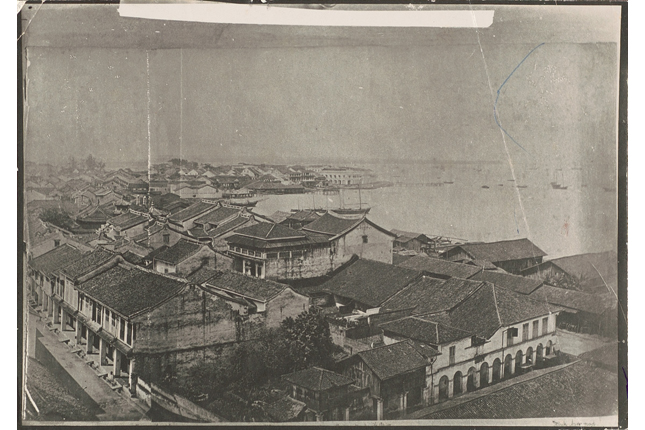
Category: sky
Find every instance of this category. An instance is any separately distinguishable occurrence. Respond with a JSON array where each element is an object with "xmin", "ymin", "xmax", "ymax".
[{"xmin": 22, "ymin": 4, "xmax": 621, "ymax": 167}]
